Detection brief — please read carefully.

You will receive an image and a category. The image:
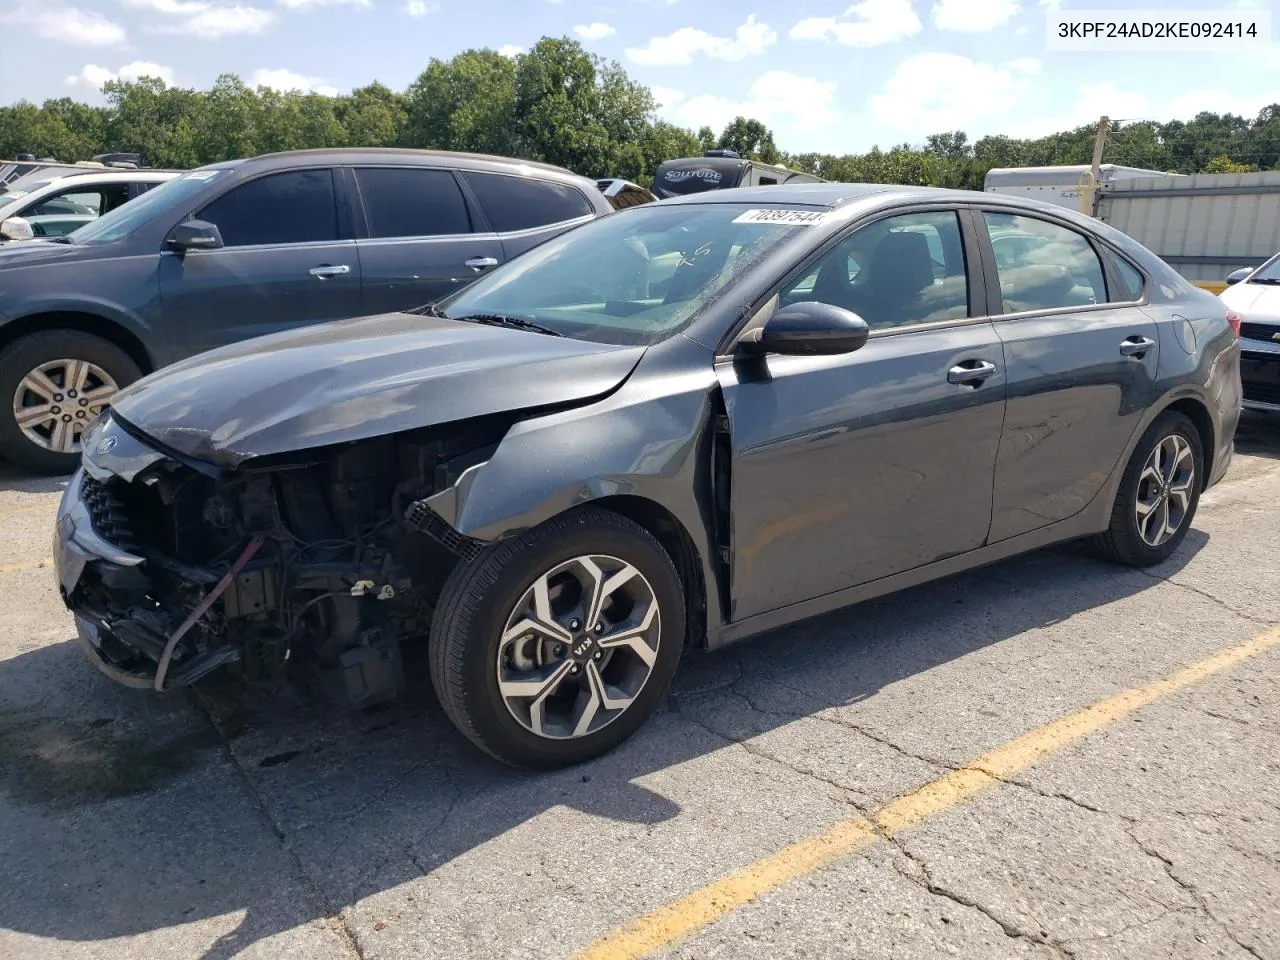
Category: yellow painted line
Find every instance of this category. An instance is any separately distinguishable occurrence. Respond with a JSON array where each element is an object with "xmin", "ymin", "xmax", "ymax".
[
  {"xmin": 0, "ymin": 557, "xmax": 53, "ymax": 574},
  {"xmin": 575, "ymin": 626, "xmax": 1280, "ymax": 960}
]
